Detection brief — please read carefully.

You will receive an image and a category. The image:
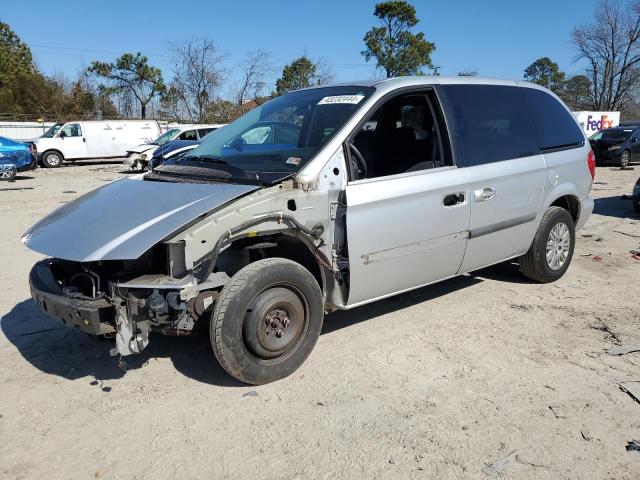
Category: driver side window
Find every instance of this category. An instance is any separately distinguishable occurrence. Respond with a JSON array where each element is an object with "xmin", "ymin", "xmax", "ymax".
[
  {"xmin": 349, "ymin": 90, "xmax": 451, "ymax": 180},
  {"xmin": 61, "ymin": 124, "xmax": 82, "ymax": 137},
  {"xmin": 241, "ymin": 125, "xmax": 273, "ymax": 144}
]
